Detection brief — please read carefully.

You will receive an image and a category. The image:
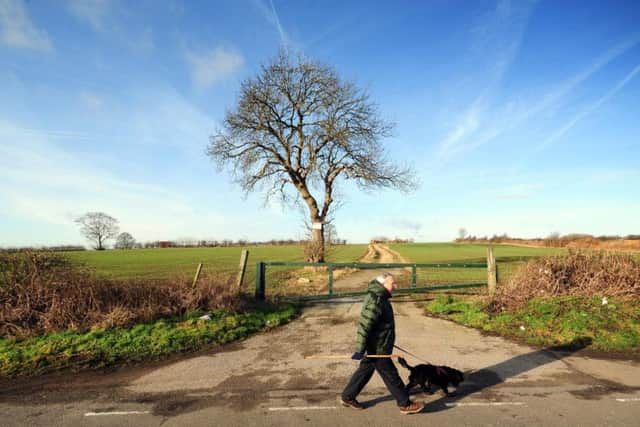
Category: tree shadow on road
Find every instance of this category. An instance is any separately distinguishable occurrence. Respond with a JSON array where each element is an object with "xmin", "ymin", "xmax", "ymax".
[{"xmin": 360, "ymin": 337, "xmax": 592, "ymax": 413}]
